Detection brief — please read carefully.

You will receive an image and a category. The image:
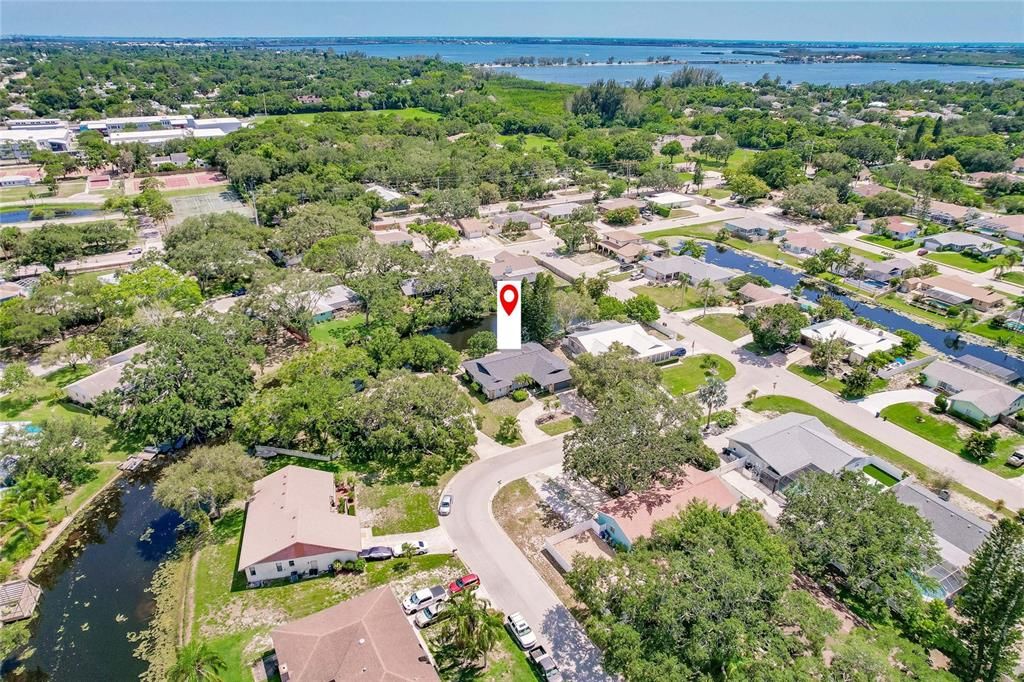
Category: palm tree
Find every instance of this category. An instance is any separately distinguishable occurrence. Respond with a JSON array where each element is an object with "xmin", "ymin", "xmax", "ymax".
[
  {"xmin": 167, "ymin": 640, "xmax": 226, "ymax": 682},
  {"xmin": 0, "ymin": 500, "xmax": 49, "ymax": 549},
  {"xmin": 441, "ymin": 592, "xmax": 503, "ymax": 667},
  {"xmin": 1014, "ymin": 295, "xmax": 1024, "ymax": 326},
  {"xmin": 697, "ymin": 278, "xmax": 715, "ymax": 317}
]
